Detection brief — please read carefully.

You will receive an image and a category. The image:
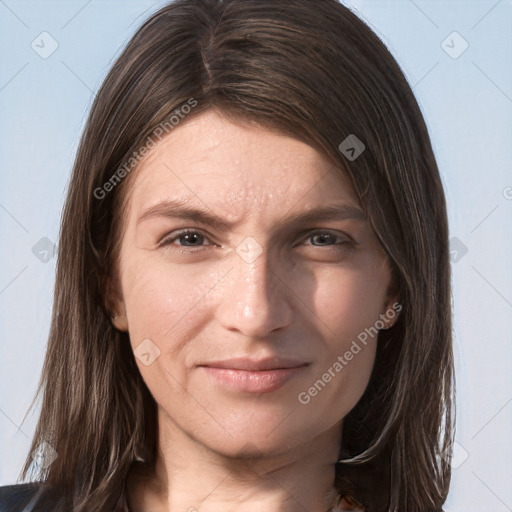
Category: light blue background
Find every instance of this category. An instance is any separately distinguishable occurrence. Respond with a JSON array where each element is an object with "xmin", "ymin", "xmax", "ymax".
[{"xmin": 1, "ymin": 1, "xmax": 511, "ymax": 510}]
